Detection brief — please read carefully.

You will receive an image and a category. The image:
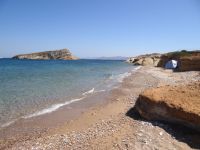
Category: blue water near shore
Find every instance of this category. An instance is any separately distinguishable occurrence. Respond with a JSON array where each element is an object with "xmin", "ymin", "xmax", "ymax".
[{"xmin": 0, "ymin": 59, "xmax": 134, "ymax": 127}]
